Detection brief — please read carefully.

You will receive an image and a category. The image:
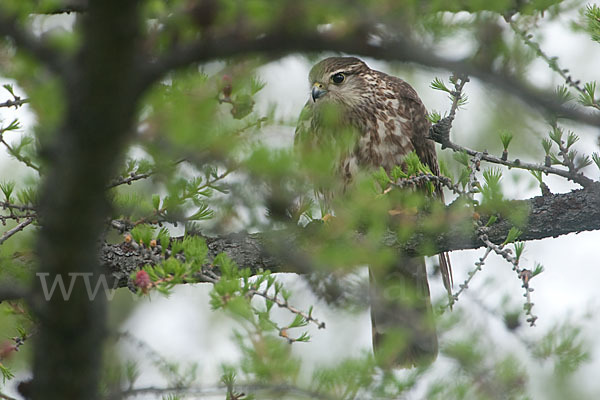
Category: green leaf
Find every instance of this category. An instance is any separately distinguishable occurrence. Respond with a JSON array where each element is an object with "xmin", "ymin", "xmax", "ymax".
[
  {"xmin": 457, "ymin": 167, "xmax": 470, "ymax": 189},
  {"xmin": 17, "ymin": 187, "xmax": 37, "ymax": 205},
  {"xmin": 188, "ymin": 202, "xmax": 214, "ymax": 221},
  {"xmin": 541, "ymin": 138, "xmax": 553, "ymax": 155},
  {"xmin": 182, "ymin": 235, "xmax": 208, "ymax": 265},
  {"xmin": 162, "ymin": 257, "xmax": 182, "ymax": 275},
  {"xmin": 372, "ymin": 167, "xmax": 391, "ymax": 190},
  {"xmin": 549, "ymin": 126, "xmax": 563, "ymax": 144},
  {"xmin": 152, "ymin": 194, "xmax": 161, "ymax": 210},
  {"xmin": 578, "ymin": 81, "xmax": 597, "ymax": 107},
  {"xmin": 288, "ymin": 314, "xmax": 307, "ymax": 329},
  {"xmin": 131, "ymin": 224, "xmax": 155, "ymax": 245},
  {"xmin": 592, "ymin": 152, "xmax": 600, "ymax": 170},
  {"xmin": 485, "ymin": 215, "xmax": 498, "ymax": 226},
  {"xmin": 453, "ymin": 151, "xmax": 470, "ymax": 166},
  {"xmin": 404, "ymin": 151, "xmax": 433, "ymax": 176},
  {"xmin": 225, "ymin": 296, "xmax": 254, "ymax": 320},
  {"xmin": 231, "ymin": 94, "xmax": 254, "ymax": 119},
  {"xmin": 529, "ymin": 170, "xmax": 543, "ymax": 184},
  {"xmin": 390, "ymin": 165, "xmax": 408, "ymax": 181},
  {"xmin": 156, "ymin": 227, "xmax": 170, "ymax": 248},
  {"xmin": 430, "ymin": 77, "xmax": 451, "ymax": 93},
  {"xmin": 295, "ymin": 332, "xmax": 311, "ymax": 342},
  {"xmin": 514, "ymin": 242, "xmax": 525, "ymax": 261},
  {"xmin": 213, "ymin": 253, "xmax": 238, "ymax": 280},
  {"xmin": 575, "ymin": 154, "xmax": 592, "ymax": 170},
  {"xmin": 0, "ymin": 363, "xmax": 15, "ymax": 384},
  {"xmin": 427, "ymin": 110, "xmax": 442, "ymax": 123},
  {"xmin": 480, "ymin": 168, "xmax": 504, "ymax": 209},
  {"xmin": 3, "ymin": 83, "xmax": 15, "ymax": 96},
  {"xmin": 1, "ymin": 118, "xmax": 21, "ymax": 132},
  {"xmin": 438, "ymin": 158, "xmax": 454, "ymax": 182},
  {"xmin": 555, "ymin": 85, "xmax": 573, "ymax": 104},
  {"xmin": 265, "ymin": 298, "xmax": 274, "ymax": 312},
  {"xmin": 0, "ymin": 180, "xmax": 15, "ymax": 200},
  {"xmin": 584, "ymin": 5, "xmax": 600, "ymax": 43},
  {"xmin": 503, "ymin": 227, "xmax": 522, "ymax": 245},
  {"xmin": 532, "ymin": 263, "xmax": 545, "ymax": 277},
  {"xmin": 250, "ymin": 77, "xmax": 266, "ymax": 94},
  {"xmin": 499, "ymin": 131, "xmax": 513, "ymax": 150},
  {"xmin": 454, "ymin": 93, "xmax": 469, "ymax": 108},
  {"xmin": 565, "ymin": 131, "xmax": 579, "ymax": 148}
]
